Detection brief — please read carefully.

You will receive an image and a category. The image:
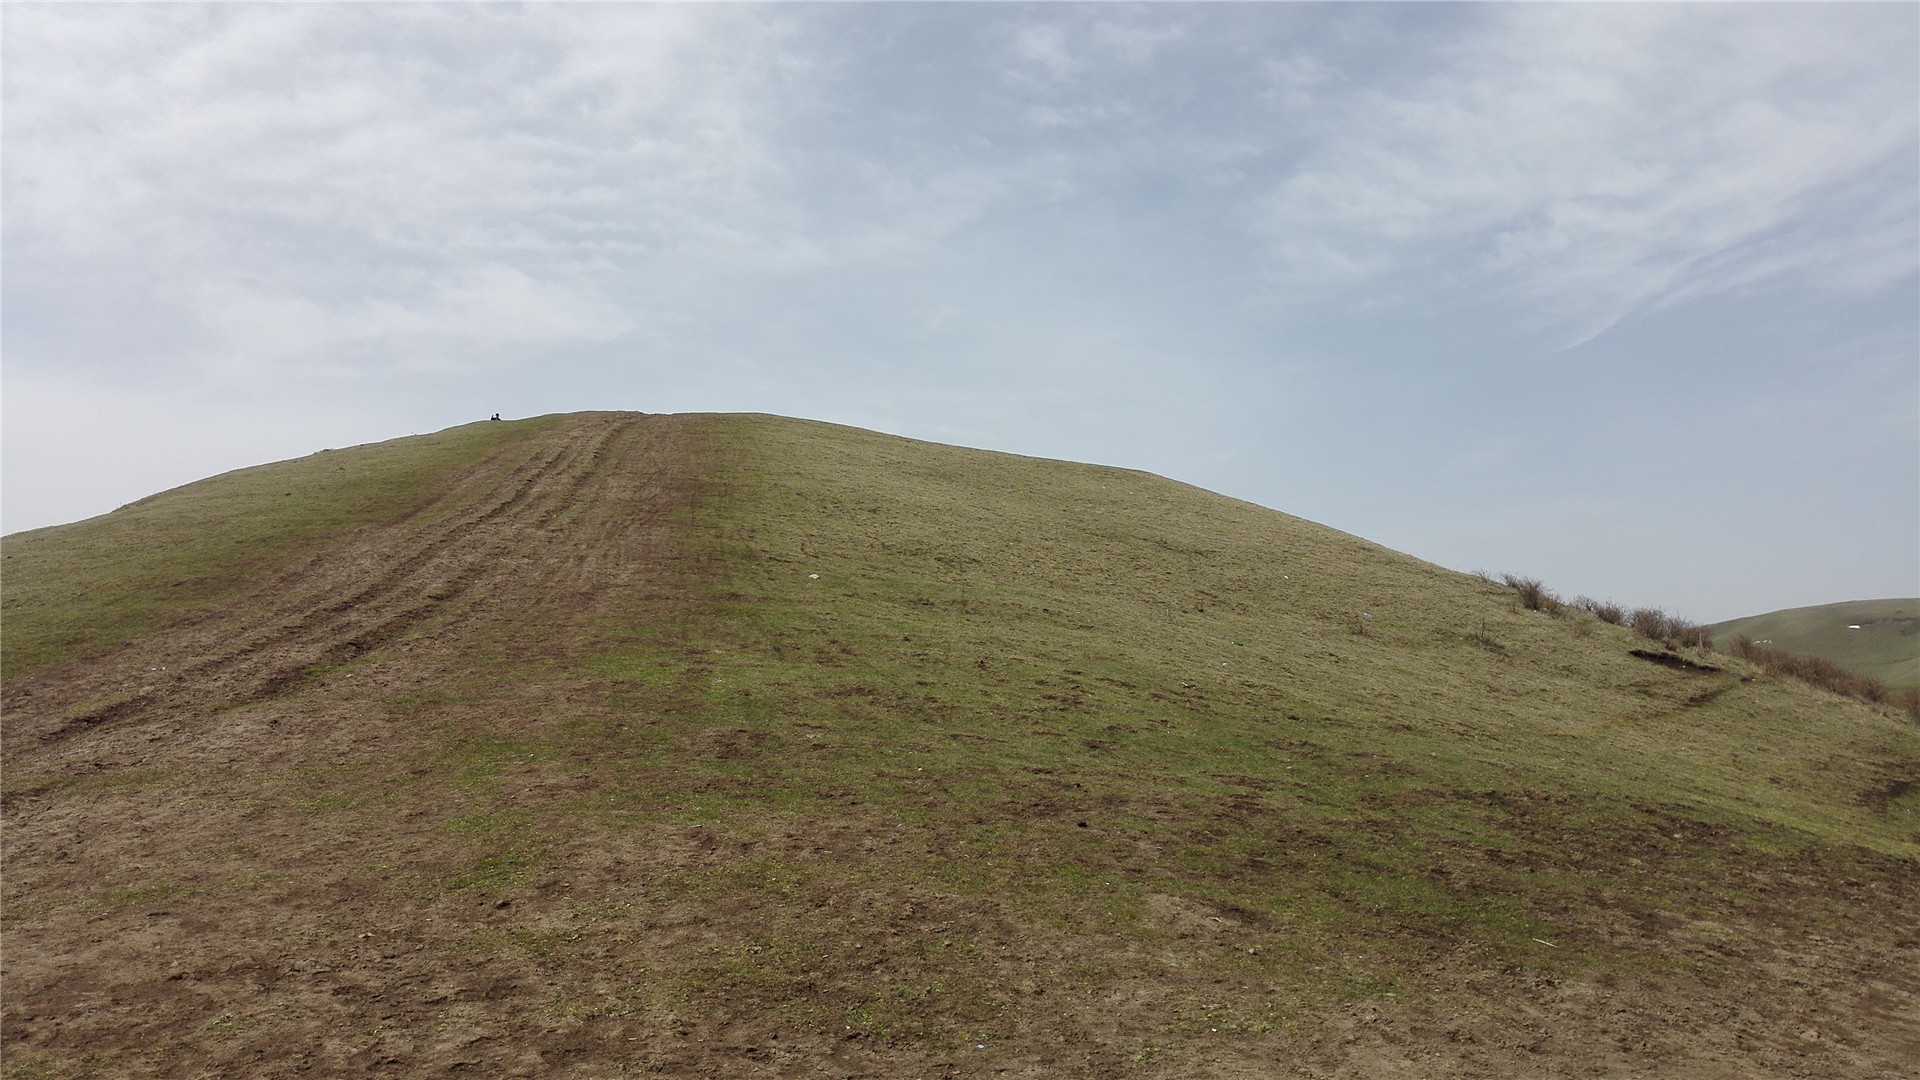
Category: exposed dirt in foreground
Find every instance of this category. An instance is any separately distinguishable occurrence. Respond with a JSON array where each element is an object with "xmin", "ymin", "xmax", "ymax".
[{"xmin": 3, "ymin": 412, "xmax": 1918, "ymax": 1078}]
